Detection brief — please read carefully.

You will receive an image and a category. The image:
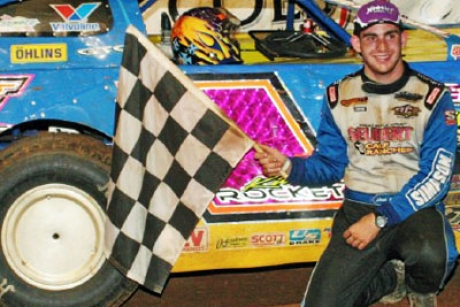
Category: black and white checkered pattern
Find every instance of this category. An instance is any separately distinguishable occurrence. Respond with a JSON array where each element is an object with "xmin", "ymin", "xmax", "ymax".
[{"xmin": 105, "ymin": 26, "xmax": 253, "ymax": 294}]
